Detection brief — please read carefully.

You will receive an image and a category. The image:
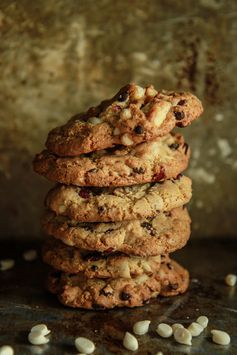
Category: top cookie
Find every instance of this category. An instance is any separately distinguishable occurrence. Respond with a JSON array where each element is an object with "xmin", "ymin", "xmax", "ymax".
[
  {"xmin": 33, "ymin": 133, "xmax": 190, "ymax": 187},
  {"xmin": 46, "ymin": 84, "xmax": 203, "ymax": 156}
]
